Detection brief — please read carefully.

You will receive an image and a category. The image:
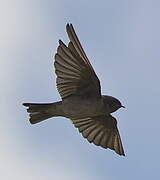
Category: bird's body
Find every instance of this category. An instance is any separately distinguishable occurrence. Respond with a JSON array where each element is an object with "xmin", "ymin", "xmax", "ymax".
[
  {"xmin": 62, "ymin": 96, "xmax": 105, "ymax": 118},
  {"xmin": 23, "ymin": 24, "xmax": 125, "ymax": 156}
]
